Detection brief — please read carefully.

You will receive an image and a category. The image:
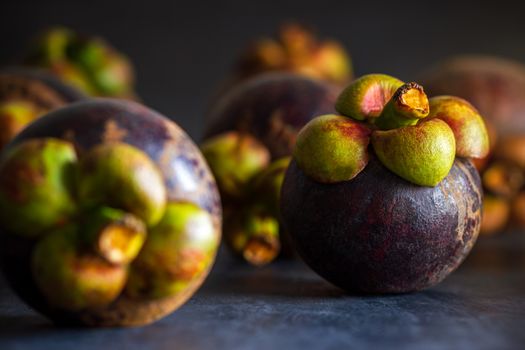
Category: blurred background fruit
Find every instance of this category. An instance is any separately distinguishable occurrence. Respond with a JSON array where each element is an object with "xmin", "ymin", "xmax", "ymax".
[
  {"xmin": 22, "ymin": 27, "xmax": 137, "ymax": 99},
  {"xmin": 421, "ymin": 55, "xmax": 525, "ymax": 234},
  {"xmin": 0, "ymin": 67, "xmax": 84, "ymax": 150}
]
